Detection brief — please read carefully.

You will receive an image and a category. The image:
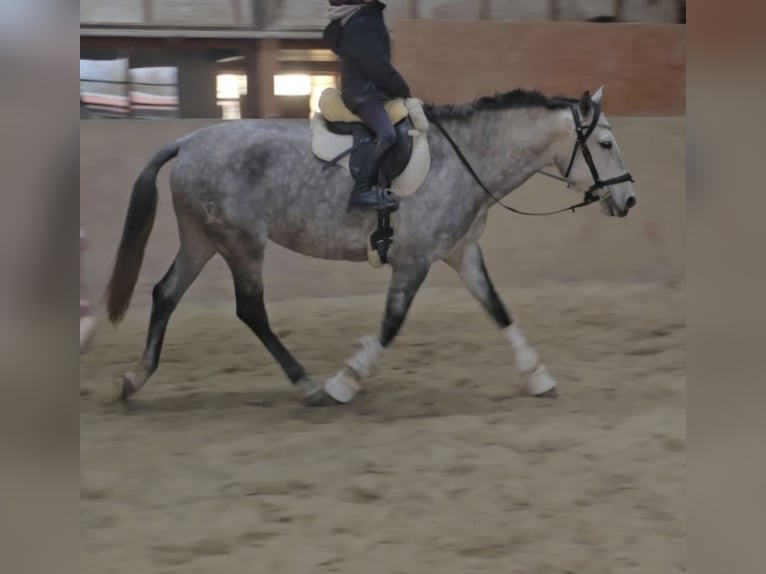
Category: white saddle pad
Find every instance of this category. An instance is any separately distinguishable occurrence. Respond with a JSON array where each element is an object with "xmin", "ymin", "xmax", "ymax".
[{"xmin": 311, "ymin": 113, "xmax": 431, "ymax": 198}]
